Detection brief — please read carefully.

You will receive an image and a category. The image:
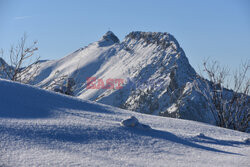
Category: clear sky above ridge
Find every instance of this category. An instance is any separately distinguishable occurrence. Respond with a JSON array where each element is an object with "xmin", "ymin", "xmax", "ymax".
[{"xmin": 0, "ymin": 0, "xmax": 249, "ymax": 73}]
